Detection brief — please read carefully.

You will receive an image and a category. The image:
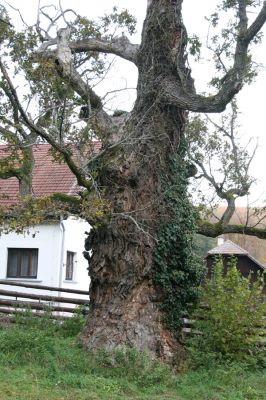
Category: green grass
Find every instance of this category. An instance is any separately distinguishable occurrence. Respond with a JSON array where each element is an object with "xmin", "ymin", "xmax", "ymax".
[
  {"xmin": 0, "ymin": 316, "xmax": 265, "ymax": 399},
  {"xmin": 175, "ymin": 365, "xmax": 266, "ymax": 400}
]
